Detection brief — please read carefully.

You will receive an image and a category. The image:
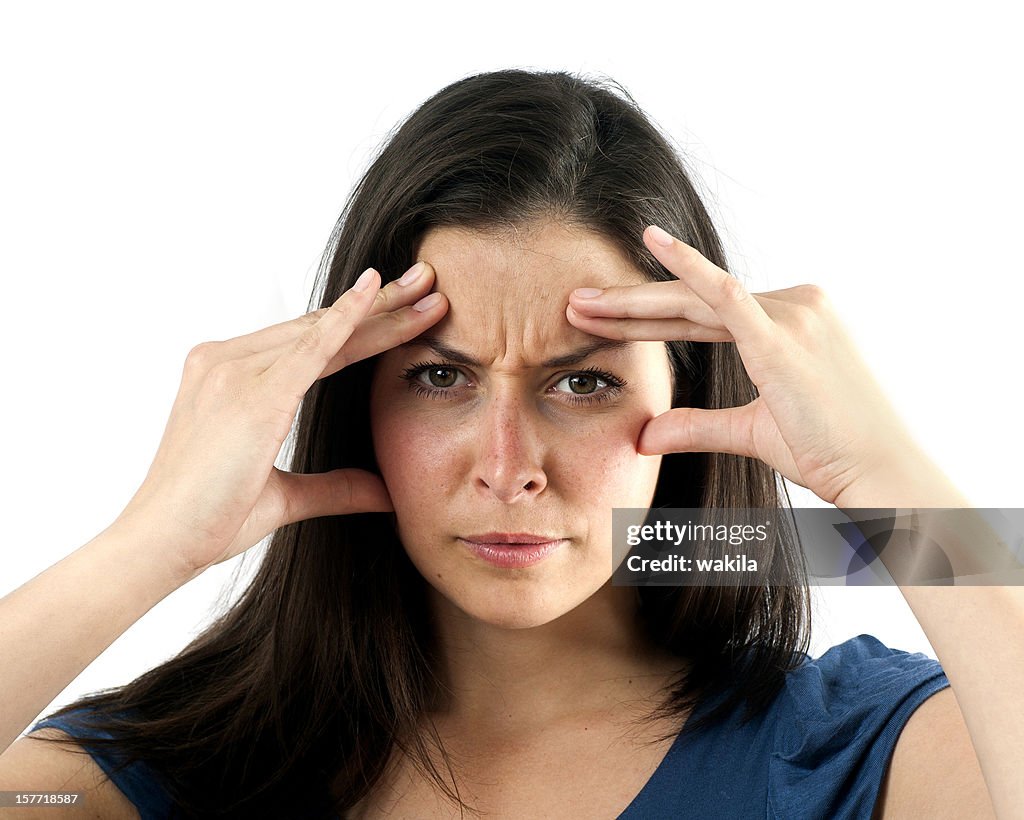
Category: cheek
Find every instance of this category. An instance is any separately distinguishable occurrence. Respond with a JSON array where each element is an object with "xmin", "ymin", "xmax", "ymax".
[
  {"xmin": 553, "ymin": 410, "xmax": 659, "ymax": 495},
  {"xmin": 373, "ymin": 415, "xmax": 444, "ymax": 490},
  {"xmin": 576, "ymin": 425, "xmax": 660, "ymax": 499}
]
